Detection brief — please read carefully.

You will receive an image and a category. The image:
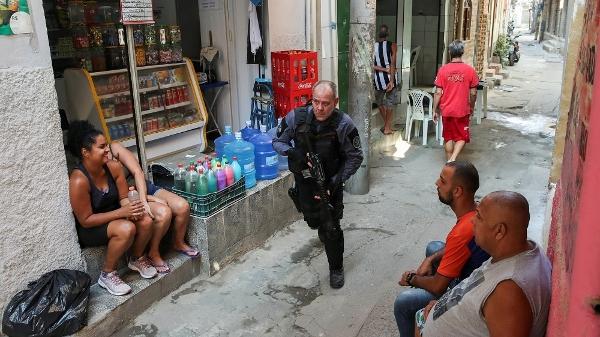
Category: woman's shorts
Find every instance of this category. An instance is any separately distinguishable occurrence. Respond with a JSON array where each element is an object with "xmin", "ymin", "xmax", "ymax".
[
  {"xmin": 146, "ymin": 180, "xmax": 162, "ymax": 195},
  {"xmin": 442, "ymin": 115, "xmax": 471, "ymax": 143},
  {"xmin": 77, "ymin": 223, "xmax": 109, "ymax": 247}
]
